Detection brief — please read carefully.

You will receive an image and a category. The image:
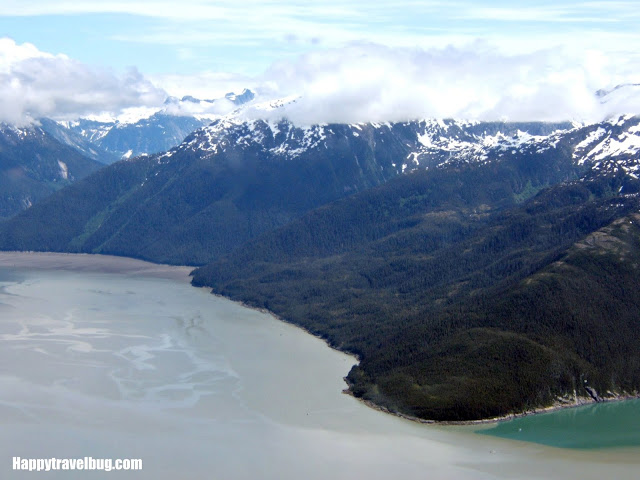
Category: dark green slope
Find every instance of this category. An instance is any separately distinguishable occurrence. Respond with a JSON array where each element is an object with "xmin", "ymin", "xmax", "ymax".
[
  {"xmin": 192, "ymin": 135, "xmax": 581, "ymax": 272},
  {"xmin": 193, "ymin": 164, "xmax": 640, "ymax": 420},
  {"xmin": 0, "ymin": 124, "xmax": 403, "ymax": 265},
  {"xmin": 0, "ymin": 126, "xmax": 103, "ymax": 220},
  {"xmin": 376, "ymin": 209, "xmax": 640, "ymax": 421},
  {"xmin": 0, "ymin": 159, "xmax": 150, "ymax": 251}
]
